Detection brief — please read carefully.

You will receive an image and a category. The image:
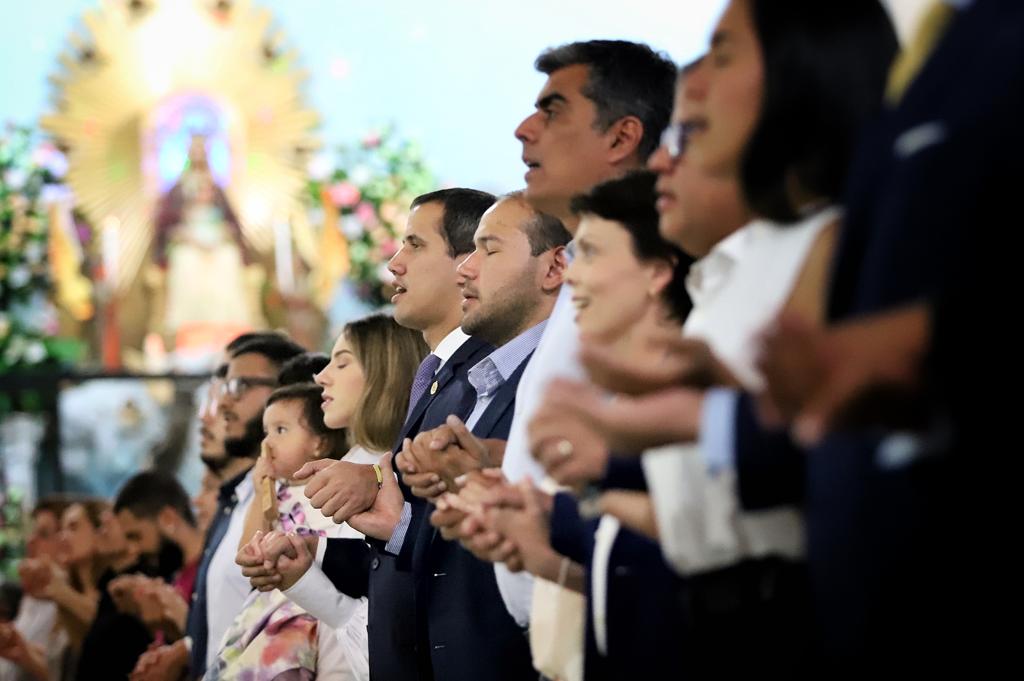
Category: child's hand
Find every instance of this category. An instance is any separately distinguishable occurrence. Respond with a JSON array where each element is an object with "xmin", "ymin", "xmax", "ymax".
[
  {"xmin": 275, "ymin": 532, "xmax": 317, "ymax": 591},
  {"xmin": 236, "ymin": 530, "xmax": 270, "ymax": 585},
  {"xmin": 254, "ymin": 442, "xmax": 273, "ymax": 485}
]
